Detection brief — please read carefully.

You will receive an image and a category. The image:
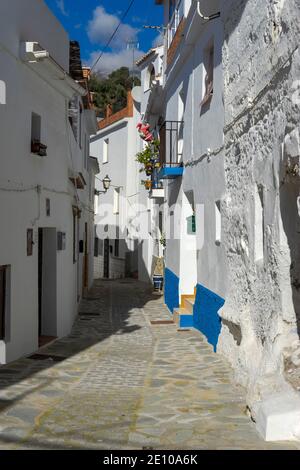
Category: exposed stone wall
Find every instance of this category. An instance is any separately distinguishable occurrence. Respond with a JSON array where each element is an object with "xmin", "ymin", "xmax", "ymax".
[{"xmin": 219, "ymin": 0, "xmax": 300, "ymax": 410}]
